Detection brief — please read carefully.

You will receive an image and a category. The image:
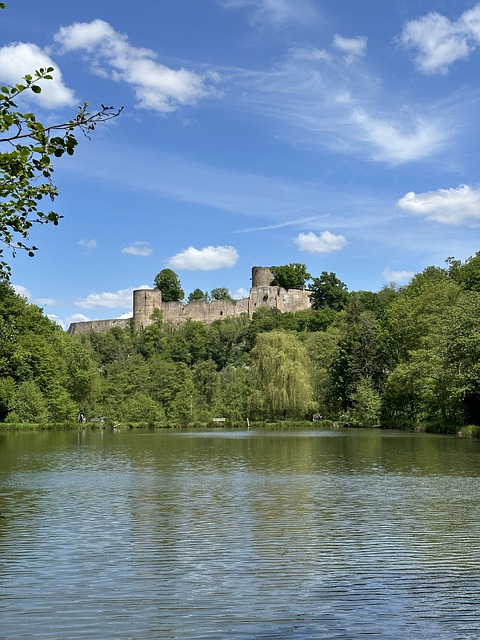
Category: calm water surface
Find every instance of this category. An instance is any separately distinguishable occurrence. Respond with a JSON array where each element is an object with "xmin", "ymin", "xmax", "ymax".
[{"xmin": 0, "ymin": 427, "xmax": 479, "ymax": 639}]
